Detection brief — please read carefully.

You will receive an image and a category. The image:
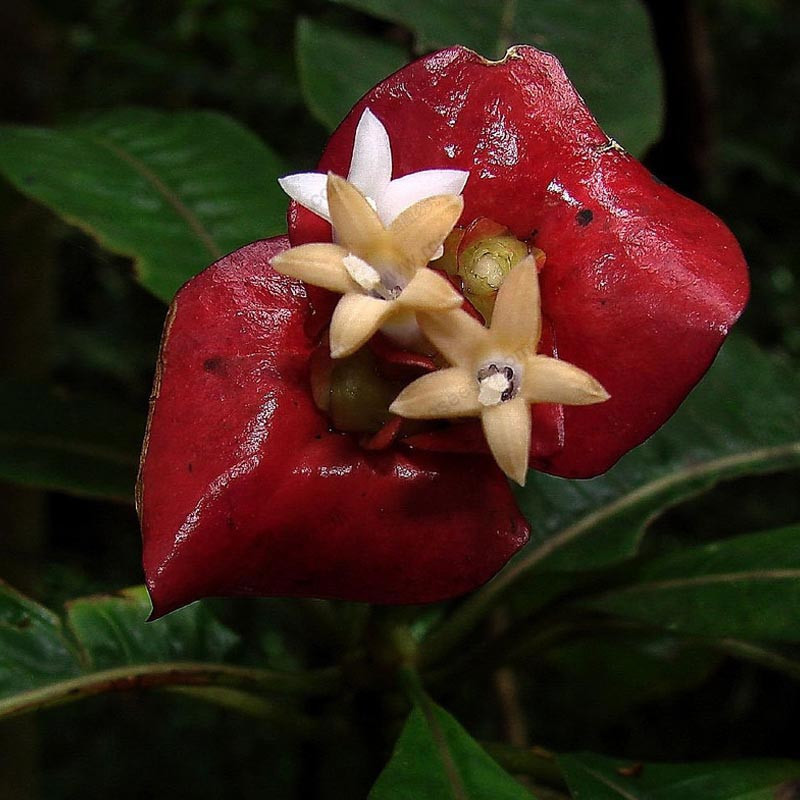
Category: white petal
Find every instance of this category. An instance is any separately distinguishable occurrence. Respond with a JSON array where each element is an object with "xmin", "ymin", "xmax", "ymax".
[
  {"xmin": 271, "ymin": 243, "xmax": 354, "ymax": 293},
  {"xmin": 522, "ymin": 355, "xmax": 610, "ymax": 405},
  {"xmin": 398, "ymin": 268, "xmax": 462, "ymax": 310},
  {"xmin": 417, "ymin": 309, "xmax": 487, "ymax": 368},
  {"xmin": 378, "ymin": 169, "xmax": 469, "ymax": 226},
  {"xmin": 327, "ymin": 174, "xmax": 387, "ymax": 257},
  {"xmin": 347, "ymin": 109, "xmax": 393, "ymax": 202},
  {"xmin": 490, "ymin": 256, "xmax": 541, "ymax": 353},
  {"xmin": 329, "ymin": 294, "xmax": 395, "ymax": 358},
  {"xmin": 390, "ymin": 367, "xmax": 481, "ymax": 419},
  {"xmin": 277, "ymin": 173, "xmax": 330, "ymax": 221},
  {"xmin": 389, "ymin": 194, "xmax": 464, "ymax": 271},
  {"xmin": 481, "ymin": 397, "xmax": 532, "ymax": 486}
]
